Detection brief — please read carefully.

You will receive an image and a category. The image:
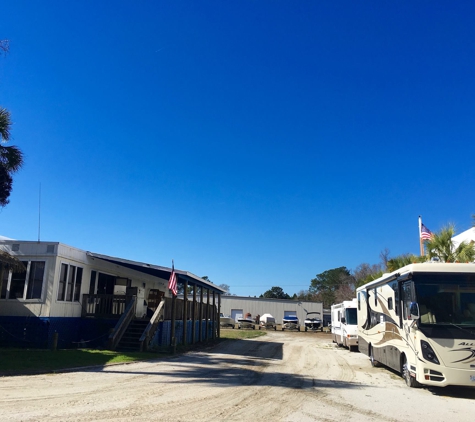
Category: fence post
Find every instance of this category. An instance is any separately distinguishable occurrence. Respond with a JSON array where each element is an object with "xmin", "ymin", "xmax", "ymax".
[{"xmin": 52, "ymin": 332, "xmax": 58, "ymax": 351}]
